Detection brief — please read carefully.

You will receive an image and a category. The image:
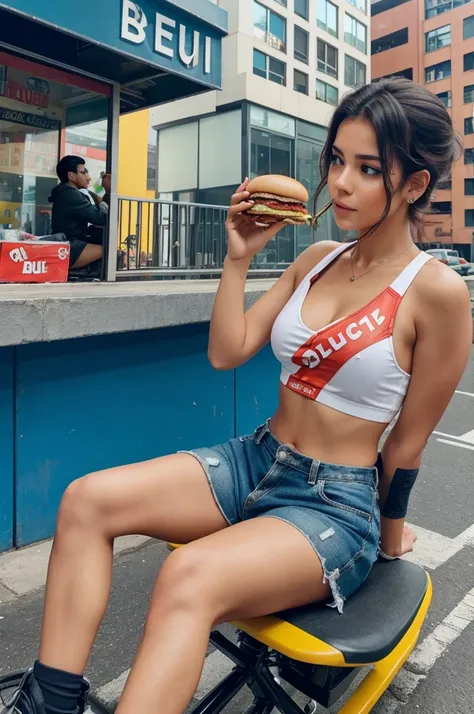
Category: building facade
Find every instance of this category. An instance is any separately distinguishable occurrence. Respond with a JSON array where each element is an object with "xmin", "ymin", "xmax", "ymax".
[
  {"xmin": 371, "ymin": 0, "xmax": 474, "ymax": 259},
  {"xmin": 144, "ymin": 0, "xmax": 371, "ymax": 266},
  {"xmin": 0, "ymin": 0, "xmax": 228, "ymax": 281}
]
